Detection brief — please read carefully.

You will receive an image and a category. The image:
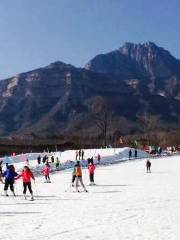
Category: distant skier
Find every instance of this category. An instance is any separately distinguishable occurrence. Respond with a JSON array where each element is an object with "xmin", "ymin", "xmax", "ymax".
[
  {"xmin": 129, "ymin": 149, "xmax": 132, "ymax": 159},
  {"xmin": 97, "ymin": 154, "xmax": 101, "ymax": 164},
  {"xmin": 42, "ymin": 155, "xmax": 47, "ymax": 164},
  {"xmin": 134, "ymin": 149, "xmax": 138, "ymax": 158},
  {"xmin": 82, "ymin": 150, "xmax": 84, "ymax": 160},
  {"xmin": 79, "ymin": 150, "xmax": 81, "ymax": 160},
  {"xmin": 3, "ymin": 165, "xmax": 18, "ymax": 196},
  {"xmin": 15, "ymin": 166, "xmax": 35, "ymax": 200},
  {"xmin": 75, "ymin": 161, "xmax": 88, "ymax": 192},
  {"xmin": 88, "ymin": 162, "xmax": 95, "ymax": 185},
  {"xmin": 55, "ymin": 157, "xmax": 60, "ymax": 169},
  {"xmin": 43, "ymin": 164, "xmax": 51, "ymax": 183},
  {"xmin": 37, "ymin": 155, "xmax": 41, "ymax": 165},
  {"xmin": 51, "ymin": 156, "xmax": 54, "ymax": 163},
  {"xmin": 75, "ymin": 150, "xmax": 78, "ymax": 160},
  {"xmin": 146, "ymin": 160, "xmax": 151, "ymax": 173}
]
